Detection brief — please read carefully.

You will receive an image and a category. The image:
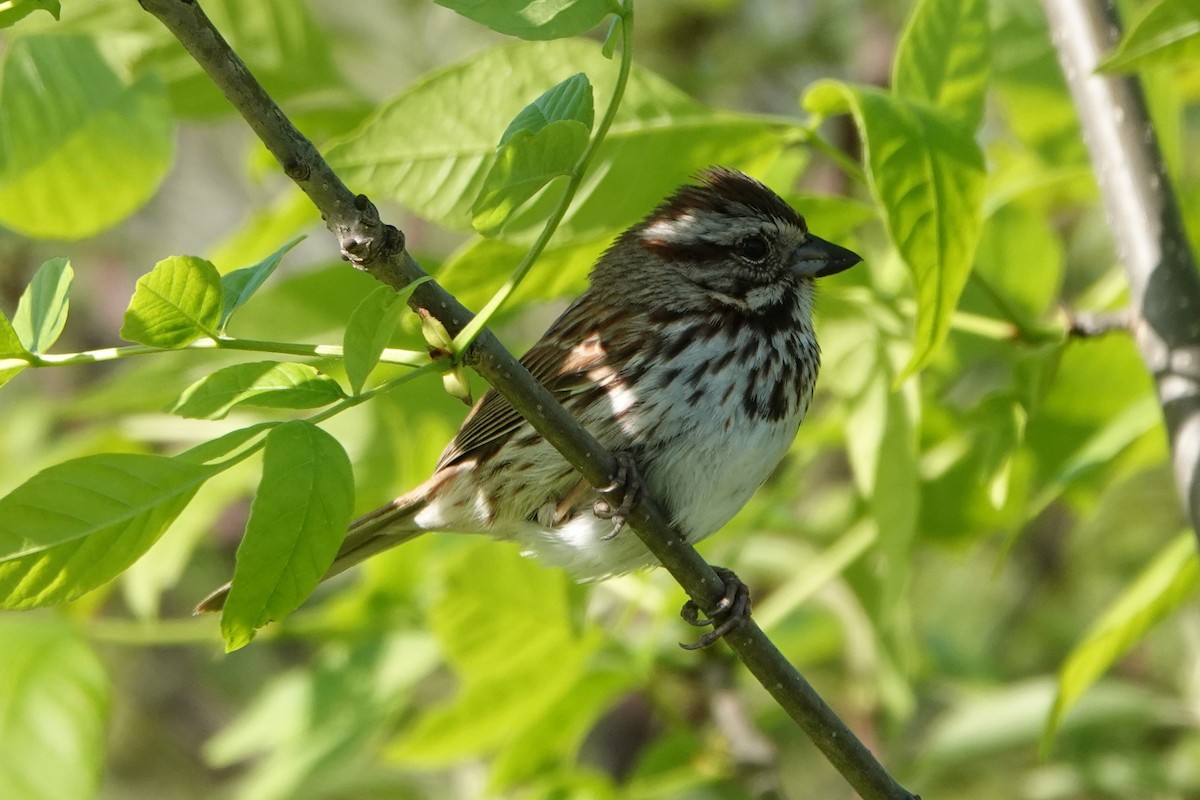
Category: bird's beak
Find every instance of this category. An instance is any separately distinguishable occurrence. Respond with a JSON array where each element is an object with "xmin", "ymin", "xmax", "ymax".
[{"xmin": 791, "ymin": 235, "xmax": 862, "ymax": 278}]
